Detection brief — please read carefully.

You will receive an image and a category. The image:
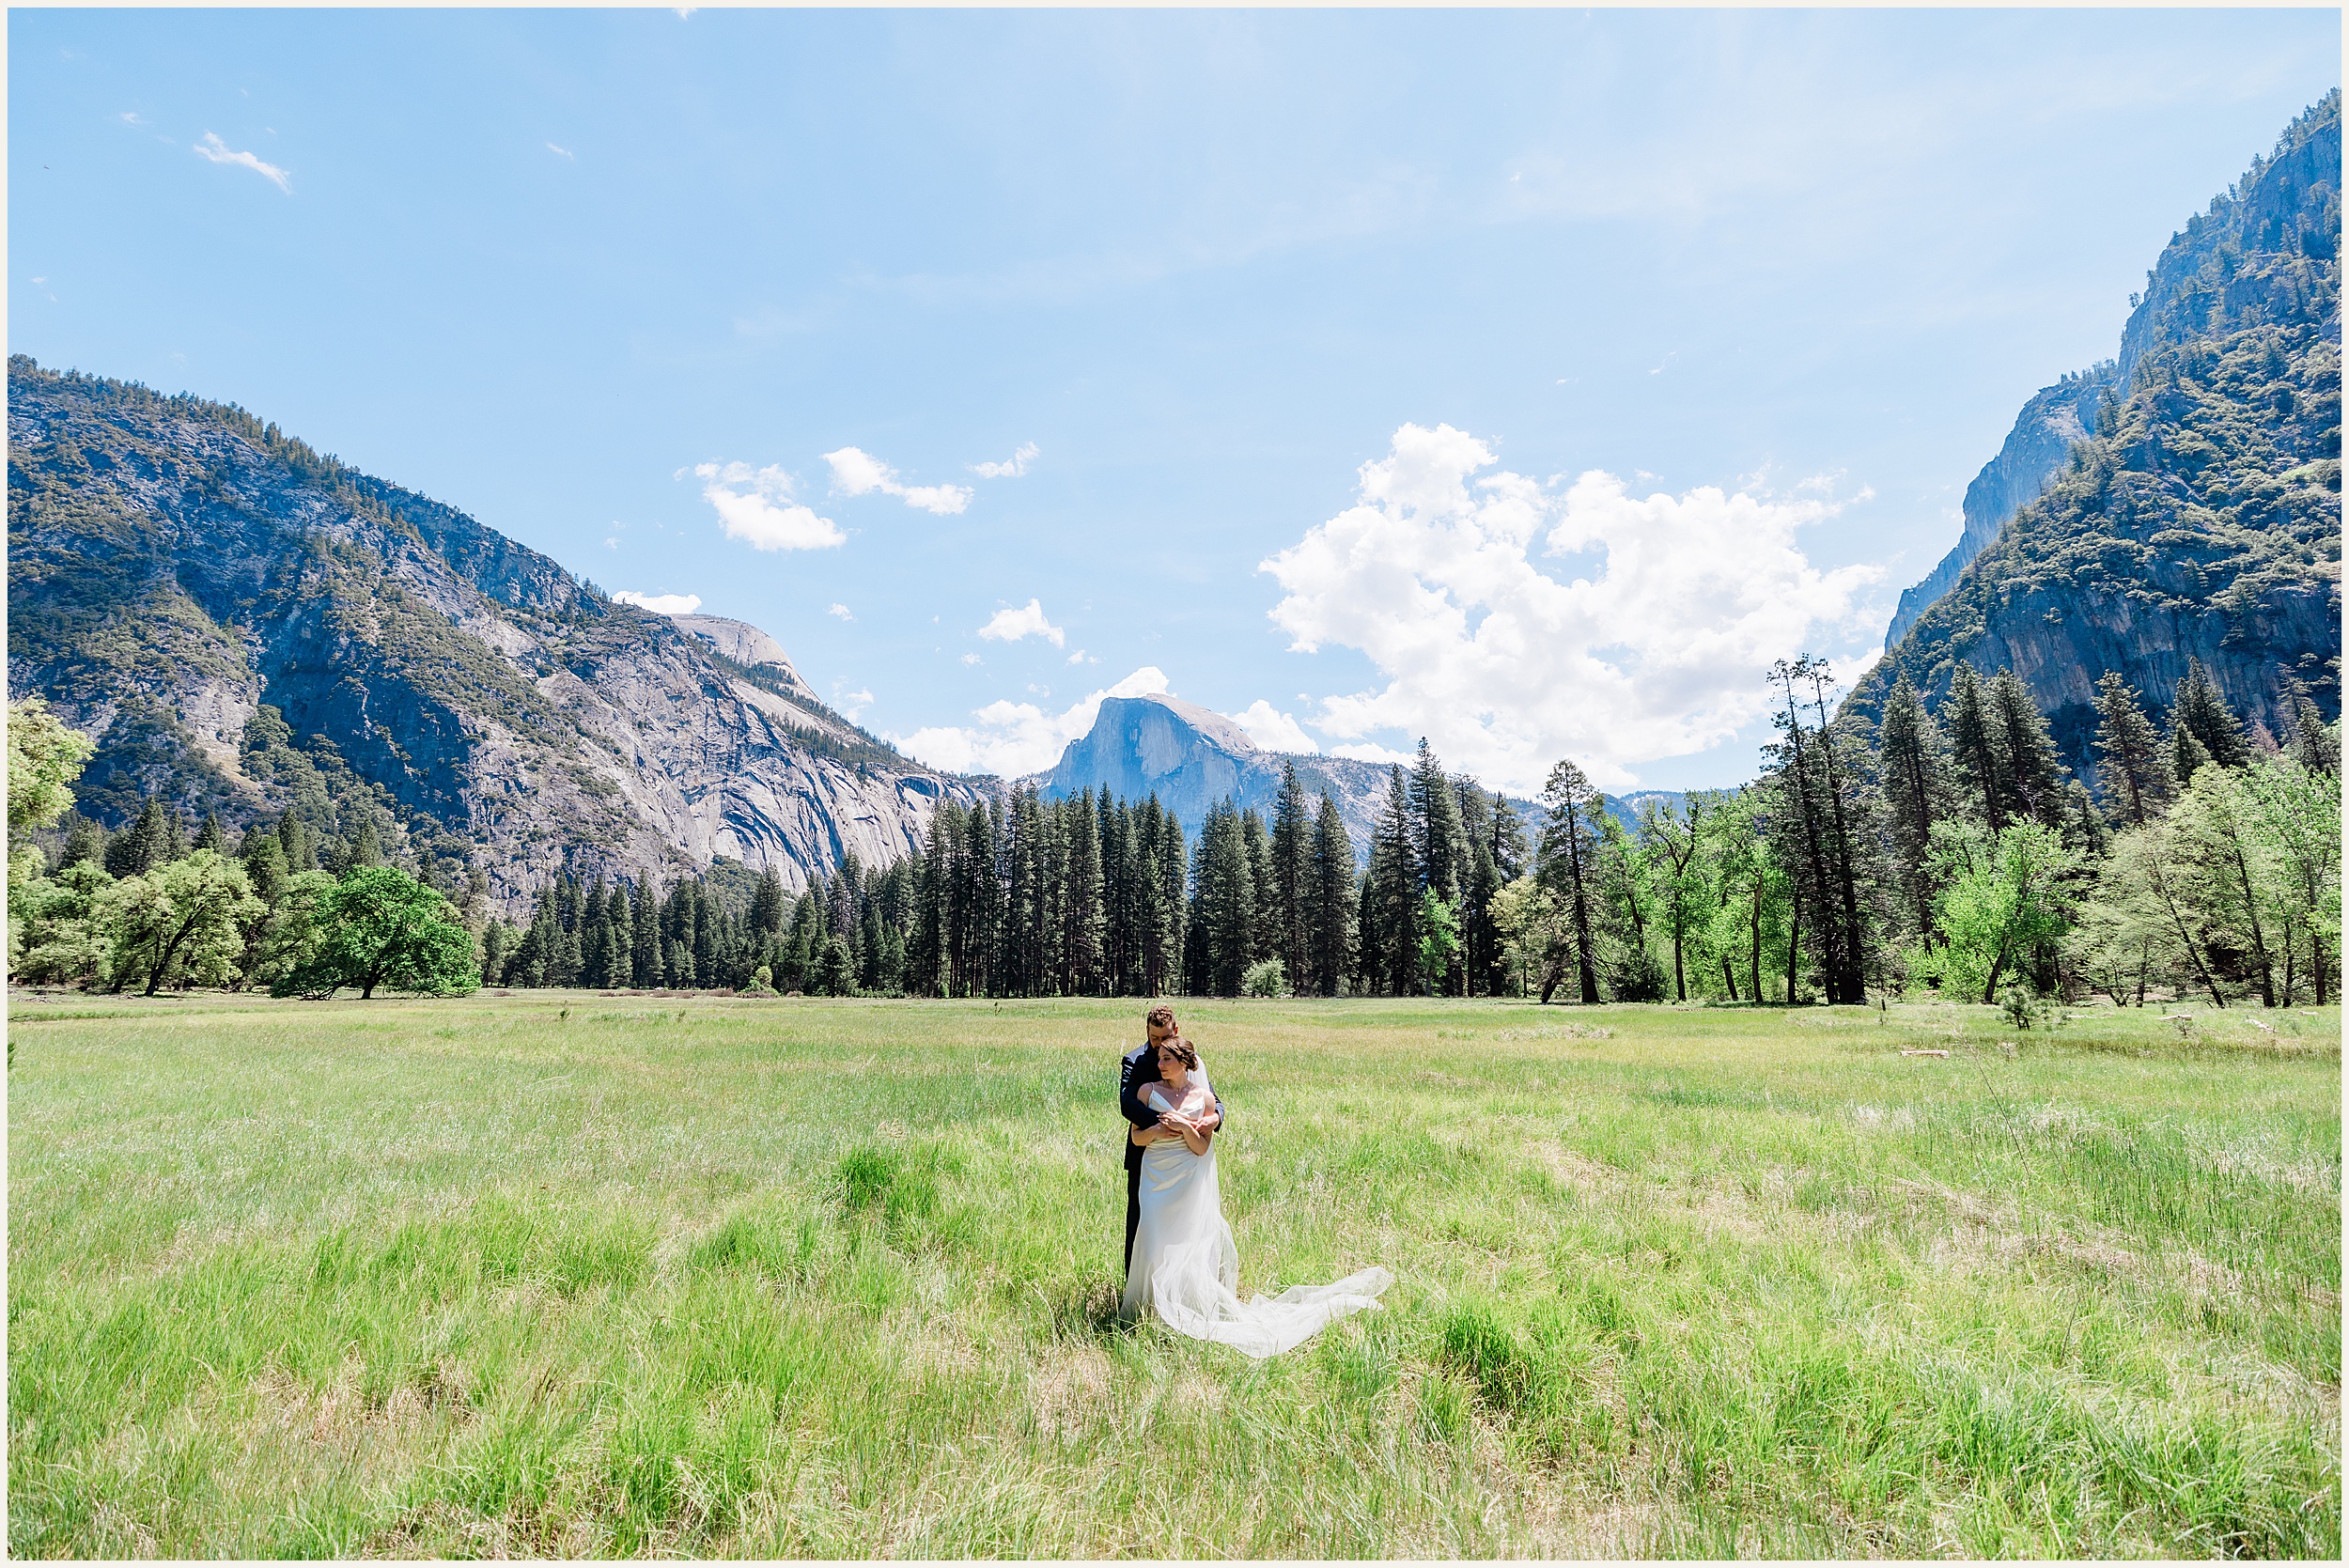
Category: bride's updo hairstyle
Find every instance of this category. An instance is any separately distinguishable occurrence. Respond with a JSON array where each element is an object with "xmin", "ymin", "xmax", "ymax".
[{"xmin": 1158, "ymin": 1036, "xmax": 1200, "ymax": 1070}]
